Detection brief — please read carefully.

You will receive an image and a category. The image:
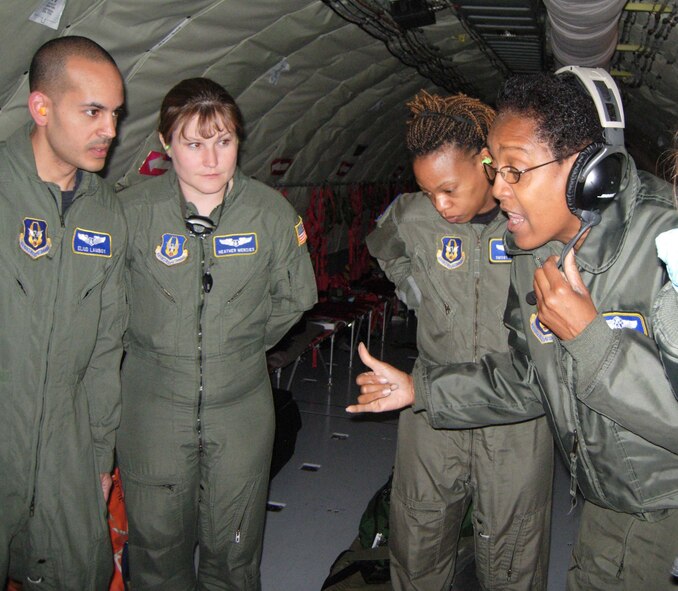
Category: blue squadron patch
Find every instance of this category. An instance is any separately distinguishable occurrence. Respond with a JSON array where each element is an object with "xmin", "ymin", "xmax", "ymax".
[
  {"xmin": 214, "ymin": 233, "xmax": 258, "ymax": 257},
  {"xmin": 436, "ymin": 236, "xmax": 464, "ymax": 269},
  {"xmin": 529, "ymin": 313, "xmax": 554, "ymax": 344},
  {"xmin": 20, "ymin": 217, "xmax": 51, "ymax": 259},
  {"xmin": 155, "ymin": 233, "xmax": 188, "ymax": 266},
  {"xmin": 489, "ymin": 238, "xmax": 511, "ymax": 263},
  {"xmin": 602, "ymin": 312, "xmax": 648, "ymax": 336},
  {"xmin": 73, "ymin": 228, "xmax": 112, "ymax": 257}
]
